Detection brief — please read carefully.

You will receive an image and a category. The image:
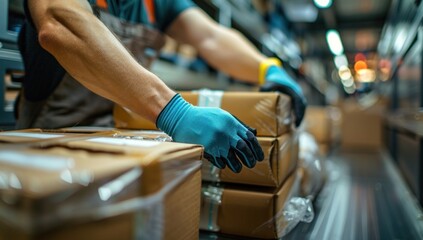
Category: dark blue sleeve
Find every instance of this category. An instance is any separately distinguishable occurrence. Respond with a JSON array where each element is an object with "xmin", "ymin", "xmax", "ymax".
[
  {"xmin": 155, "ymin": 0, "xmax": 196, "ymax": 31},
  {"xmin": 23, "ymin": 0, "xmax": 36, "ymax": 28},
  {"xmin": 20, "ymin": 0, "xmax": 66, "ymax": 101}
]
